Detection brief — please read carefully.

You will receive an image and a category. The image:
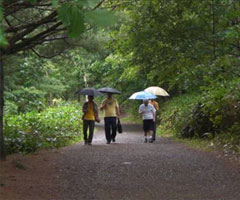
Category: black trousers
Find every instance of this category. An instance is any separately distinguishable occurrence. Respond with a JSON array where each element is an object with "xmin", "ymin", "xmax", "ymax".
[
  {"xmin": 83, "ymin": 120, "xmax": 95, "ymax": 143},
  {"xmin": 153, "ymin": 121, "xmax": 156, "ymax": 140},
  {"xmin": 104, "ymin": 117, "xmax": 117, "ymax": 142}
]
